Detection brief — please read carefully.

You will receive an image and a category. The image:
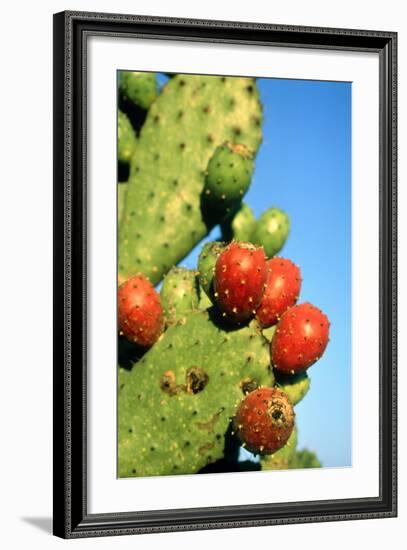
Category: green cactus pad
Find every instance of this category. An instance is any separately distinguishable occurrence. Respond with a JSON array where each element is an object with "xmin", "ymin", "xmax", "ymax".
[
  {"xmin": 119, "ymin": 74, "xmax": 263, "ymax": 284},
  {"xmin": 198, "ymin": 241, "xmax": 225, "ymax": 301},
  {"xmin": 160, "ymin": 267, "xmax": 200, "ymax": 326},
  {"xmin": 118, "ymin": 309, "xmax": 273, "ymax": 477},
  {"xmin": 119, "ymin": 71, "xmax": 158, "ymax": 110},
  {"xmin": 252, "ymin": 207, "xmax": 290, "ymax": 258},
  {"xmin": 118, "ymin": 110, "xmax": 137, "ymax": 163},
  {"xmin": 274, "ymin": 371, "xmax": 311, "ymax": 406},
  {"xmin": 204, "ymin": 142, "xmax": 254, "ymax": 213},
  {"xmin": 221, "ymin": 202, "xmax": 256, "ymax": 242}
]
